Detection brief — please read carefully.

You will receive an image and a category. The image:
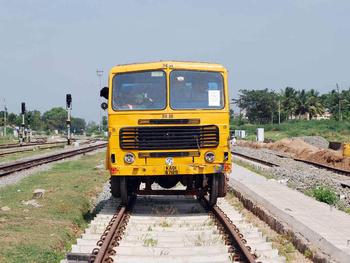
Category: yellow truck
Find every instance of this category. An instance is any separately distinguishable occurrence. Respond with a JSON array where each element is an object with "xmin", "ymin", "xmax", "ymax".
[{"xmin": 100, "ymin": 61, "xmax": 232, "ymax": 205}]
